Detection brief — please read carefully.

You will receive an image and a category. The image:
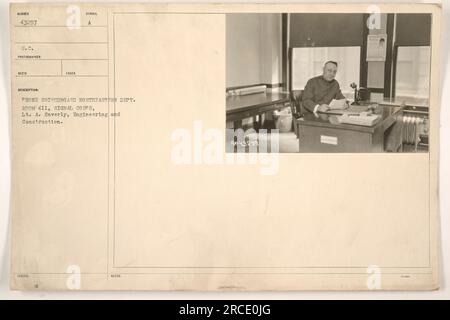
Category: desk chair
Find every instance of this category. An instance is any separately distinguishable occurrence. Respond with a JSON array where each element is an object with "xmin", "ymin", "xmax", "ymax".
[{"xmin": 290, "ymin": 90, "xmax": 304, "ymax": 137}]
